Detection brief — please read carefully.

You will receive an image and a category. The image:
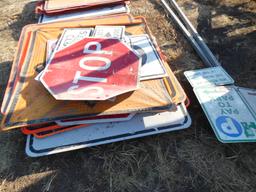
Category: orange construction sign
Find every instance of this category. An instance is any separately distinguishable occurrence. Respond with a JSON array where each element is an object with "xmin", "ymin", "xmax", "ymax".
[{"xmin": 1, "ymin": 14, "xmax": 187, "ymax": 131}]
